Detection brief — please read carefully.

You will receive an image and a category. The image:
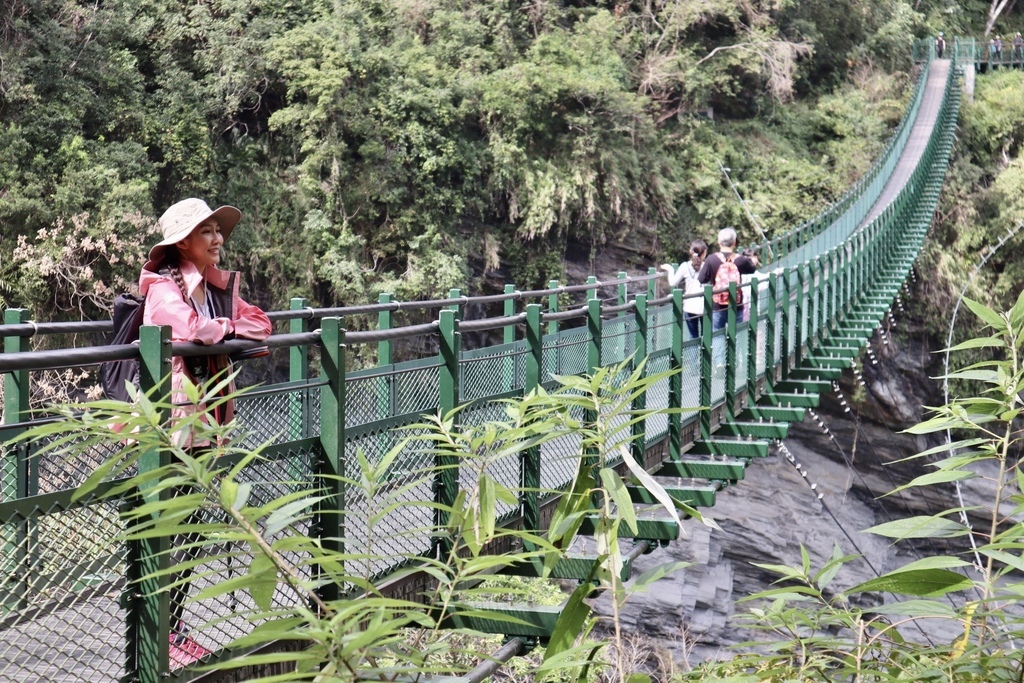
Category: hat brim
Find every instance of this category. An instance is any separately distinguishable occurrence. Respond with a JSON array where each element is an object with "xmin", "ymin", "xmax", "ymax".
[{"xmin": 147, "ymin": 205, "xmax": 241, "ymax": 266}]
